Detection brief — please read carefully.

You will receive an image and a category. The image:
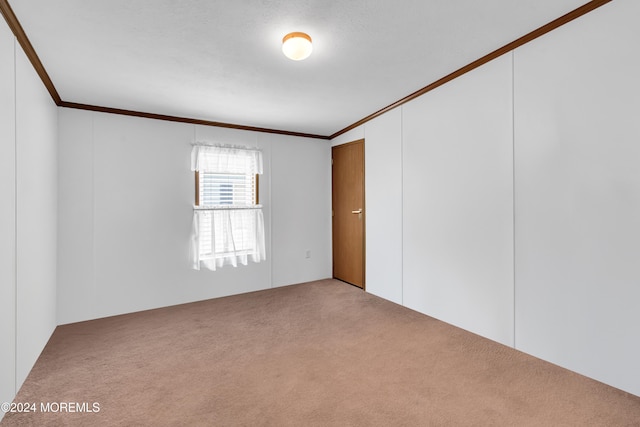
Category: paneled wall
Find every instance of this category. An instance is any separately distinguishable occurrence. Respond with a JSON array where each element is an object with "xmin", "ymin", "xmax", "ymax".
[
  {"xmin": 333, "ymin": 0, "xmax": 639, "ymax": 396},
  {"xmin": 0, "ymin": 18, "xmax": 17, "ymax": 414},
  {"xmin": 57, "ymin": 109, "xmax": 332, "ymax": 324},
  {"xmin": 15, "ymin": 47, "xmax": 58, "ymax": 388},
  {"xmin": 270, "ymin": 133, "xmax": 332, "ymax": 288},
  {"xmin": 0, "ymin": 23, "xmax": 58, "ymax": 420},
  {"xmin": 513, "ymin": 0, "xmax": 640, "ymax": 395},
  {"xmin": 402, "ymin": 54, "xmax": 514, "ymax": 346},
  {"xmin": 362, "ymin": 109, "xmax": 403, "ymax": 304}
]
